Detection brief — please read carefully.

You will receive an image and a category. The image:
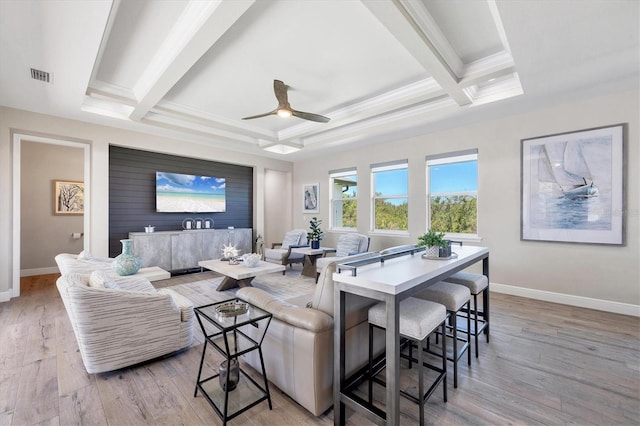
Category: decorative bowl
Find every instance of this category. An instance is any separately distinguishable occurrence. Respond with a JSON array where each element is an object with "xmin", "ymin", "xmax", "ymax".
[
  {"xmin": 215, "ymin": 301, "xmax": 249, "ymax": 317},
  {"xmin": 242, "ymin": 253, "xmax": 261, "ymax": 268}
]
